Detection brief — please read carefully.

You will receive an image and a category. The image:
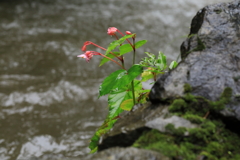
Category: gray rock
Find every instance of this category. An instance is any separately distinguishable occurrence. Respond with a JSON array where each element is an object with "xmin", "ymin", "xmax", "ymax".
[
  {"xmin": 145, "ymin": 115, "xmax": 198, "ymax": 134},
  {"xmin": 98, "ymin": 103, "xmax": 197, "ymax": 151},
  {"xmin": 150, "ymin": 0, "xmax": 240, "ymax": 120},
  {"xmin": 85, "ymin": 147, "xmax": 170, "ymax": 160},
  {"xmin": 17, "ymin": 155, "xmax": 80, "ymax": 160}
]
